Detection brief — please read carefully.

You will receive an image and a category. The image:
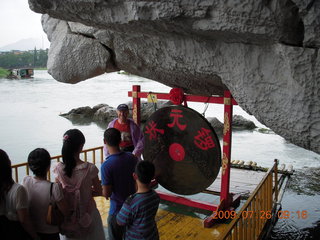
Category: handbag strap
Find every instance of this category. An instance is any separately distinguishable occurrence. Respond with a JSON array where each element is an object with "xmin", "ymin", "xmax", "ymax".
[{"xmin": 49, "ymin": 183, "xmax": 54, "ymax": 203}]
